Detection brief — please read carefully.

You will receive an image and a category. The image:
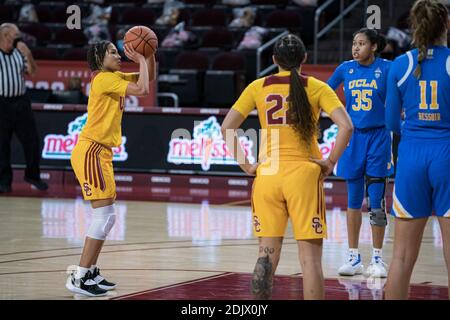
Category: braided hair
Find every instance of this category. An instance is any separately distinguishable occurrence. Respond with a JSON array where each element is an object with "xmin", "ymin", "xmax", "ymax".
[
  {"xmin": 87, "ymin": 40, "xmax": 112, "ymax": 71},
  {"xmin": 410, "ymin": 0, "xmax": 448, "ymax": 78},
  {"xmin": 273, "ymin": 34, "xmax": 317, "ymax": 146}
]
